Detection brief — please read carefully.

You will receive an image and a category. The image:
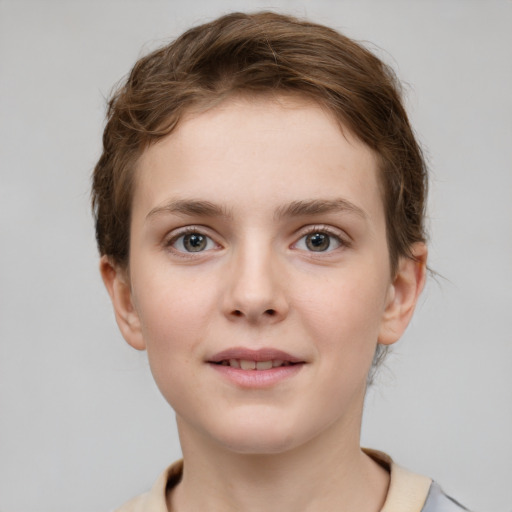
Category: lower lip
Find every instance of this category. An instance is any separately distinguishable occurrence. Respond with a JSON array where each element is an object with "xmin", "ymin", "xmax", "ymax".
[{"xmin": 209, "ymin": 363, "xmax": 304, "ymax": 388}]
